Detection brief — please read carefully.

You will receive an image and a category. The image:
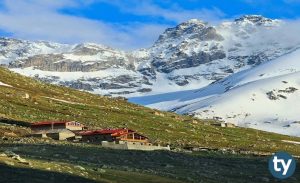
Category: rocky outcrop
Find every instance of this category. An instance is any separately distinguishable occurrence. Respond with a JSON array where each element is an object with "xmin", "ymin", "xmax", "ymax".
[
  {"xmin": 153, "ymin": 50, "xmax": 226, "ymax": 73},
  {"xmin": 155, "ymin": 19, "xmax": 224, "ymax": 44},
  {"xmin": 10, "ymin": 54, "xmax": 135, "ymax": 72},
  {"xmin": 150, "ymin": 19, "xmax": 226, "ymax": 73}
]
